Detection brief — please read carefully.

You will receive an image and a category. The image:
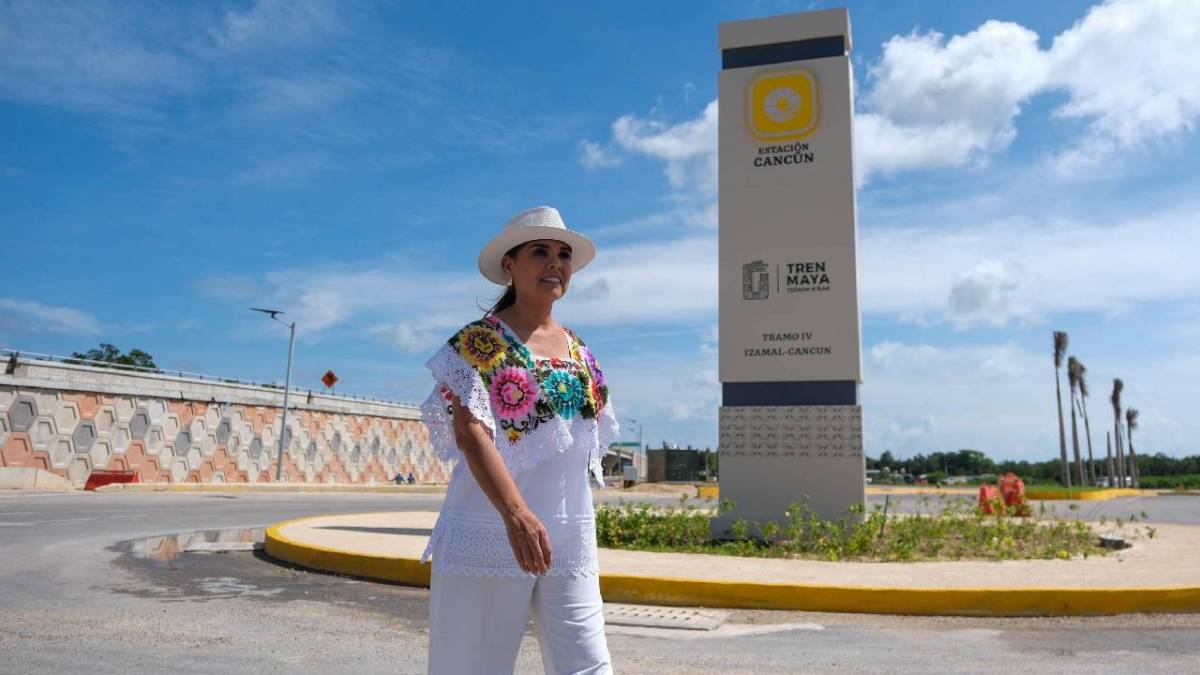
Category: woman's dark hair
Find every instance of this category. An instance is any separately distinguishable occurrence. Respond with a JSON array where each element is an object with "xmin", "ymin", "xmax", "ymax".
[{"xmin": 484, "ymin": 243, "xmax": 524, "ymax": 316}]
